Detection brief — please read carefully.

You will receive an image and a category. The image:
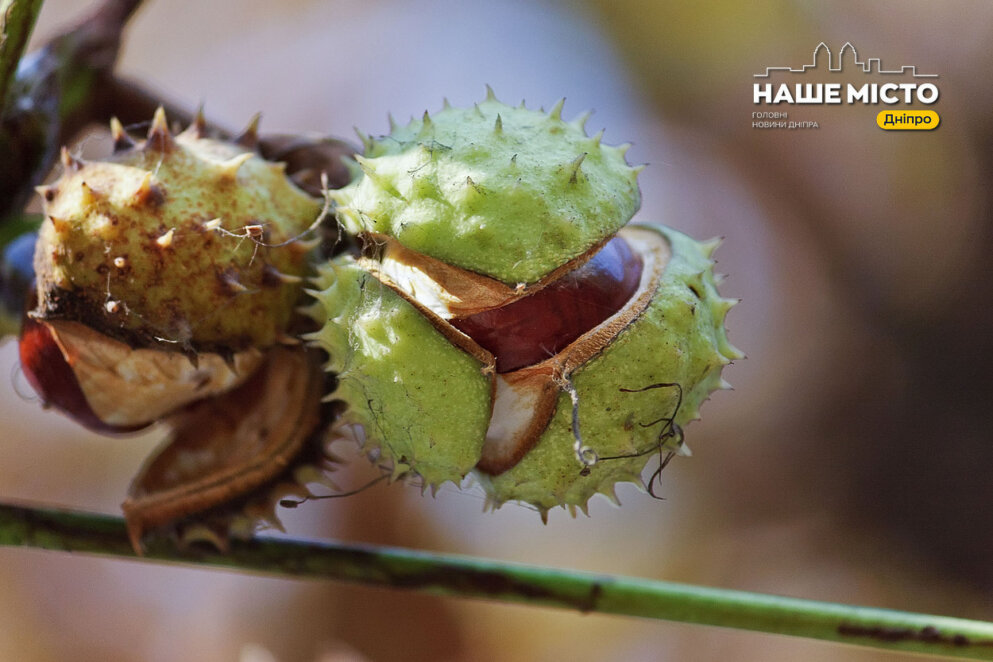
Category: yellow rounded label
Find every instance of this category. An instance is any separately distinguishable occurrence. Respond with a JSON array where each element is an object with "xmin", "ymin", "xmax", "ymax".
[{"xmin": 876, "ymin": 110, "xmax": 940, "ymax": 130}]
